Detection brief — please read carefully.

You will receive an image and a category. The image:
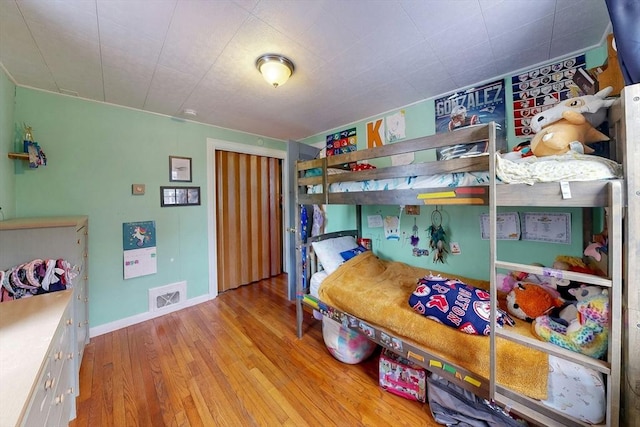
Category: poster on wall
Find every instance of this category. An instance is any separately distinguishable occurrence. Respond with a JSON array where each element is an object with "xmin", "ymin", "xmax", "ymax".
[
  {"xmin": 385, "ymin": 110, "xmax": 406, "ymax": 142},
  {"xmin": 434, "ymin": 79, "xmax": 506, "ymax": 160},
  {"xmin": 123, "ymin": 220, "xmax": 157, "ymax": 279},
  {"xmin": 479, "ymin": 212, "xmax": 521, "ymax": 240},
  {"xmin": 521, "ymin": 212, "xmax": 571, "ymax": 244},
  {"xmin": 326, "ymin": 127, "xmax": 357, "ymax": 156},
  {"xmin": 512, "ymin": 54, "xmax": 585, "ymax": 137}
]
